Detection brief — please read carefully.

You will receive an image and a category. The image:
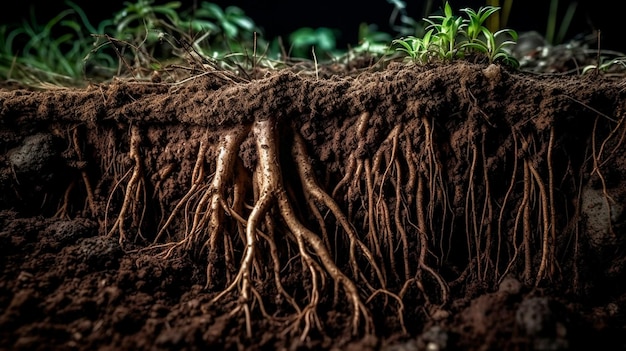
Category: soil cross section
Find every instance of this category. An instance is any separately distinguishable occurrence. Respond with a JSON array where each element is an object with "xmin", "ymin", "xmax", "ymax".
[{"xmin": 1, "ymin": 61, "xmax": 625, "ymax": 349}]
